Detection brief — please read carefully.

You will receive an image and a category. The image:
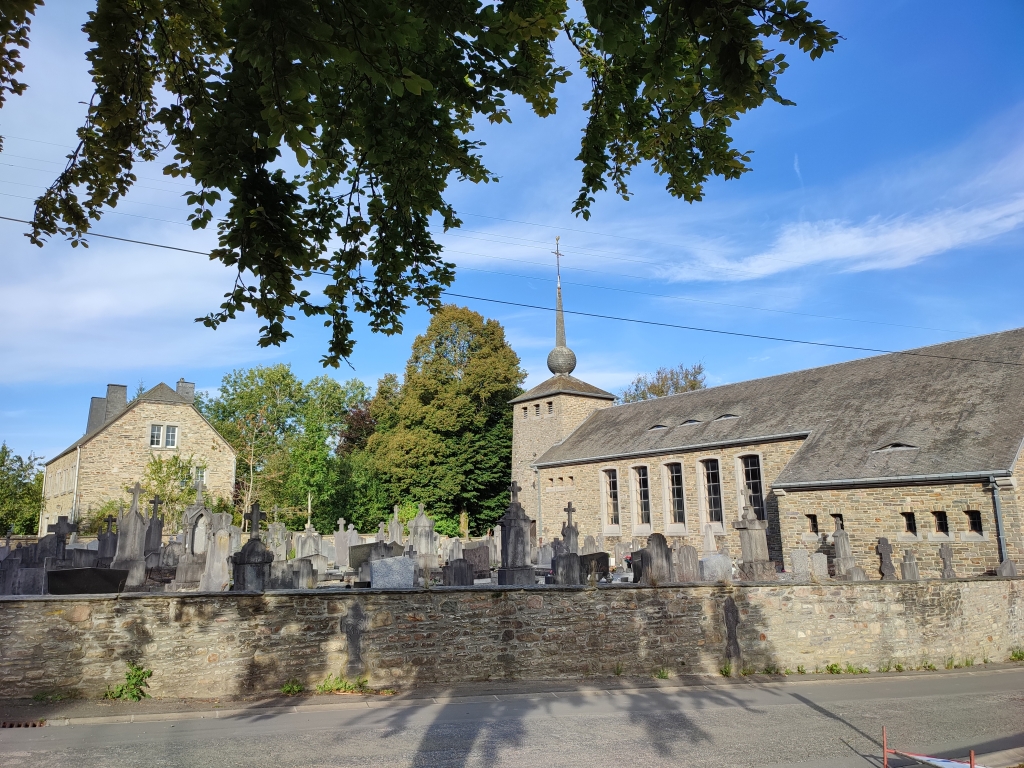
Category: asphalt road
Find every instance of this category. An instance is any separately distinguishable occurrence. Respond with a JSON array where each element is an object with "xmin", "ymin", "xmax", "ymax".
[{"xmin": 2, "ymin": 668, "xmax": 1023, "ymax": 768}]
